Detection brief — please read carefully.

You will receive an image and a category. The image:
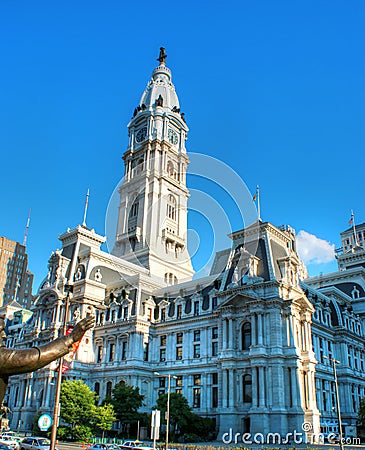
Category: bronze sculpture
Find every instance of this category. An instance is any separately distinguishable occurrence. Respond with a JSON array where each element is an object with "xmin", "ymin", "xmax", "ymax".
[{"xmin": 0, "ymin": 315, "xmax": 95, "ymax": 404}]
